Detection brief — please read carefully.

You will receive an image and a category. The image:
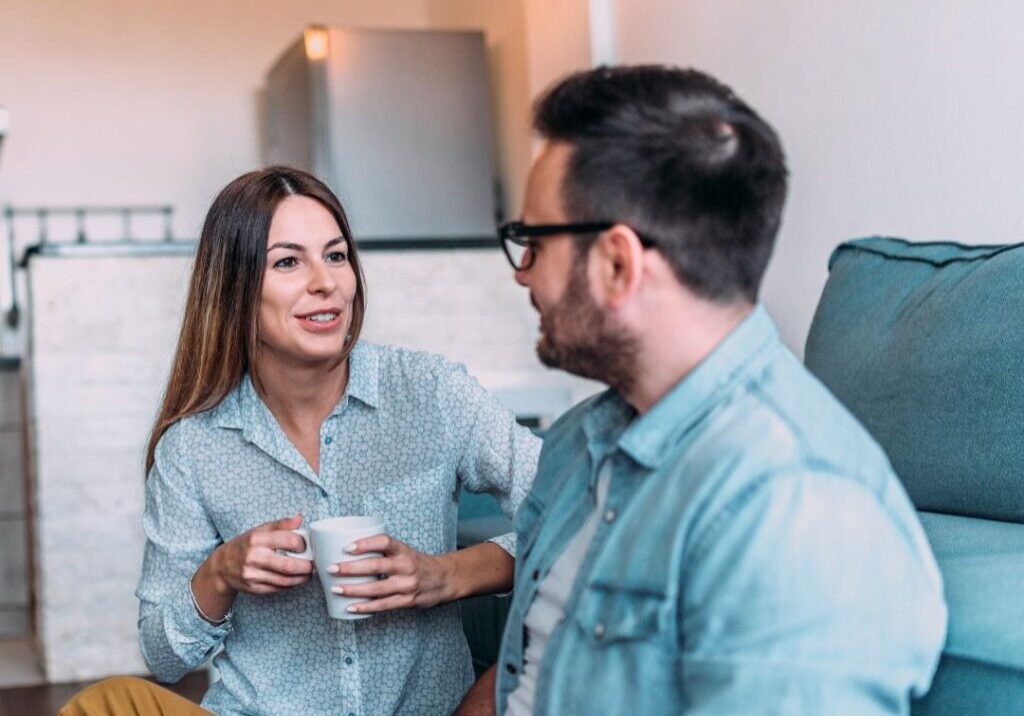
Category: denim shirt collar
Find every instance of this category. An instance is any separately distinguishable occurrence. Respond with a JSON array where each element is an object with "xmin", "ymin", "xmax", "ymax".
[{"xmin": 584, "ymin": 304, "xmax": 780, "ymax": 473}]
